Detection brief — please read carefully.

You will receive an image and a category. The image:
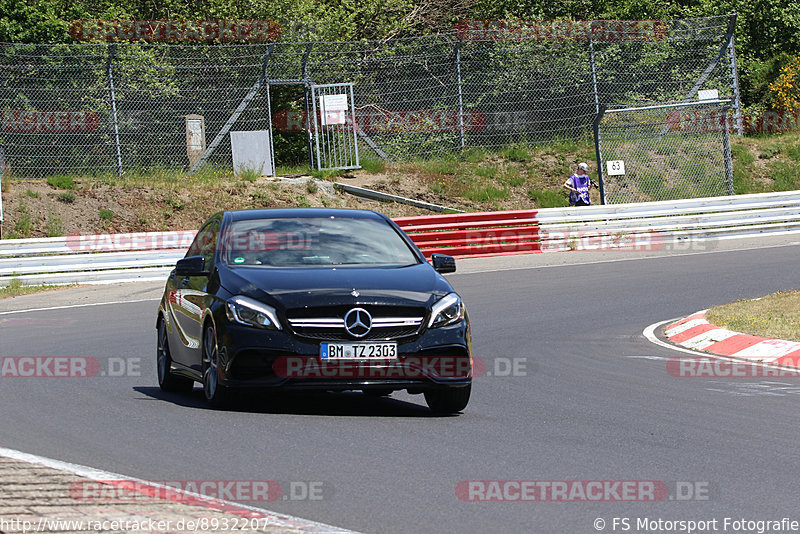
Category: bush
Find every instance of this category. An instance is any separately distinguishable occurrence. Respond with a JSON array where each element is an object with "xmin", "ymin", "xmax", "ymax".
[
  {"xmin": 14, "ymin": 212, "xmax": 33, "ymax": 237},
  {"xmin": 47, "ymin": 175, "xmax": 75, "ymax": 190},
  {"xmin": 528, "ymin": 189, "xmax": 568, "ymax": 208},
  {"xmin": 768, "ymin": 54, "xmax": 800, "ymax": 112},
  {"xmin": 463, "ymin": 183, "xmax": 508, "ymax": 202},
  {"xmin": 46, "ymin": 215, "xmax": 63, "ymax": 237},
  {"xmin": 499, "ymin": 144, "xmax": 531, "ymax": 162},
  {"xmin": 462, "ymin": 148, "xmax": 488, "ymax": 163},
  {"xmin": 360, "ymin": 158, "xmax": 387, "ymax": 173},
  {"xmin": 770, "ymin": 161, "xmax": 800, "ymax": 191},
  {"xmin": 238, "ymin": 168, "xmax": 260, "ymax": 182}
]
